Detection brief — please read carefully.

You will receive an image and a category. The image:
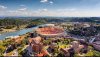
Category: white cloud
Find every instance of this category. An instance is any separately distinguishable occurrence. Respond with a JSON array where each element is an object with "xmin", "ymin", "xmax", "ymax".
[
  {"xmin": 57, "ymin": 8, "xmax": 76, "ymax": 12},
  {"xmin": 7, "ymin": 10, "xmax": 29, "ymax": 16},
  {"xmin": 40, "ymin": 0, "xmax": 54, "ymax": 4},
  {"xmin": 18, "ymin": 8, "xmax": 27, "ymax": 11},
  {"xmin": 20, "ymin": 5, "xmax": 25, "ymax": 7},
  {"xmin": 49, "ymin": 1, "xmax": 53, "ymax": 4},
  {"xmin": 40, "ymin": 9, "xmax": 48, "ymax": 12},
  {"xmin": 0, "ymin": 5, "xmax": 7, "ymax": 9},
  {"xmin": 8, "ymin": 10, "xmax": 18, "ymax": 13},
  {"xmin": 0, "ymin": 5, "xmax": 7, "ymax": 15},
  {"xmin": 5, "ymin": 7, "xmax": 29, "ymax": 16},
  {"xmin": 34, "ymin": 9, "xmax": 48, "ymax": 15},
  {"xmin": 40, "ymin": 0, "xmax": 48, "ymax": 3}
]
